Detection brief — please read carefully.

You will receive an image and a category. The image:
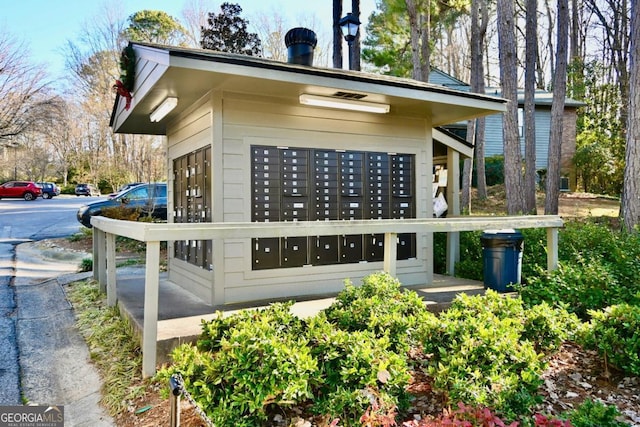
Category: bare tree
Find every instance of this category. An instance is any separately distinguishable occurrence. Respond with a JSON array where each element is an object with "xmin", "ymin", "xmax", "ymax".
[
  {"xmin": 333, "ymin": 0, "xmax": 343, "ymax": 68},
  {"xmin": 181, "ymin": 0, "xmax": 218, "ymax": 48},
  {"xmin": 0, "ymin": 32, "xmax": 60, "ymax": 145},
  {"xmin": 498, "ymin": 0, "xmax": 526, "ymax": 214},
  {"xmin": 545, "ymin": 0, "xmax": 569, "ymax": 214},
  {"xmin": 523, "ymin": 0, "xmax": 538, "ymax": 214},
  {"xmin": 462, "ymin": 0, "xmax": 489, "ymax": 211},
  {"xmin": 252, "ymin": 10, "xmax": 289, "ymax": 61},
  {"xmin": 622, "ymin": 0, "xmax": 640, "ymax": 231}
]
